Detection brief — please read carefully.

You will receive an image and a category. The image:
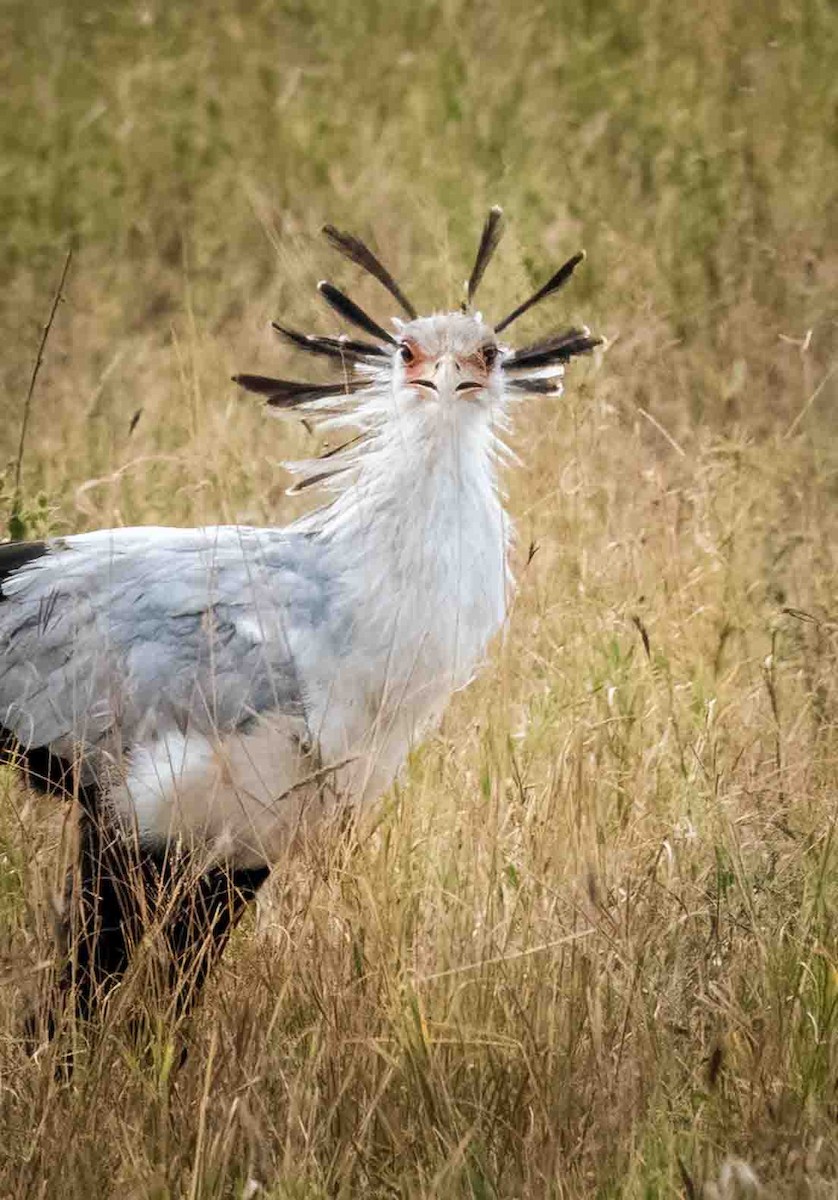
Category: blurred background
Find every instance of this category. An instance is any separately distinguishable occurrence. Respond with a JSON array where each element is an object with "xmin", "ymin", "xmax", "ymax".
[
  {"xmin": 1, "ymin": 2, "xmax": 836, "ymax": 1197},
  {"xmin": 1, "ymin": 0, "xmax": 835, "ymax": 531}
]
